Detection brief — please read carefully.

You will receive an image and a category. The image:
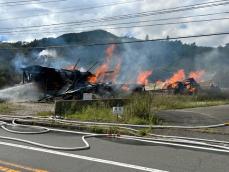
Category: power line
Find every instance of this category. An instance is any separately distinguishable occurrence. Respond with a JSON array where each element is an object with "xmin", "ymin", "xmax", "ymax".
[
  {"xmin": 89, "ymin": 17, "xmax": 229, "ymax": 30},
  {"xmin": 1, "ymin": 16, "xmax": 229, "ymax": 34},
  {"xmin": 65, "ymin": 11, "xmax": 229, "ymax": 30},
  {"xmin": 2, "ymin": 0, "xmax": 227, "ymax": 22},
  {"xmin": 0, "ymin": 0, "xmax": 227, "ymax": 41},
  {"xmin": 25, "ymin": 12, "xmax": 229, "ymax": 34},
  {"xmin": 0, "ymin": 0, "xmax": 144, "ymax": 21},
  {"xmin": 0, "ymin": 32, "xmax": 228, "ymax": 49},
  {"xmin": 0, "ymin": 0, "xmax": 45, "ymax": 5},
  {"xmin": 4, "ymin": 10, "xmax": 229, "ymax": 33},
  {"xmin": 0, "ymin": 0, "xmax": 228, "ymax": 27},
  {"xmin": 82, "ymin": 1, "xmax": 229, "ymax": 25},
  {"xmin": 0, "ymin": 0, "xmax": 68, "ymax": 6}
]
